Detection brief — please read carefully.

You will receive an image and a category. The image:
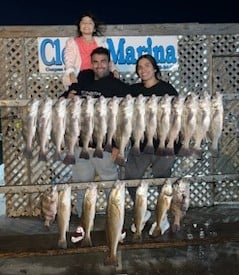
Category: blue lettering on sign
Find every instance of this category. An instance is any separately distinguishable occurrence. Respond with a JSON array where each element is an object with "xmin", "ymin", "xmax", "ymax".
[
  {"xmin": 107, "ymin": 37, "xmax": 177, "ymax": 67},
  {"xmin": 40, "ymin": 38, "xmax": 64, "ymax": 66}
]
